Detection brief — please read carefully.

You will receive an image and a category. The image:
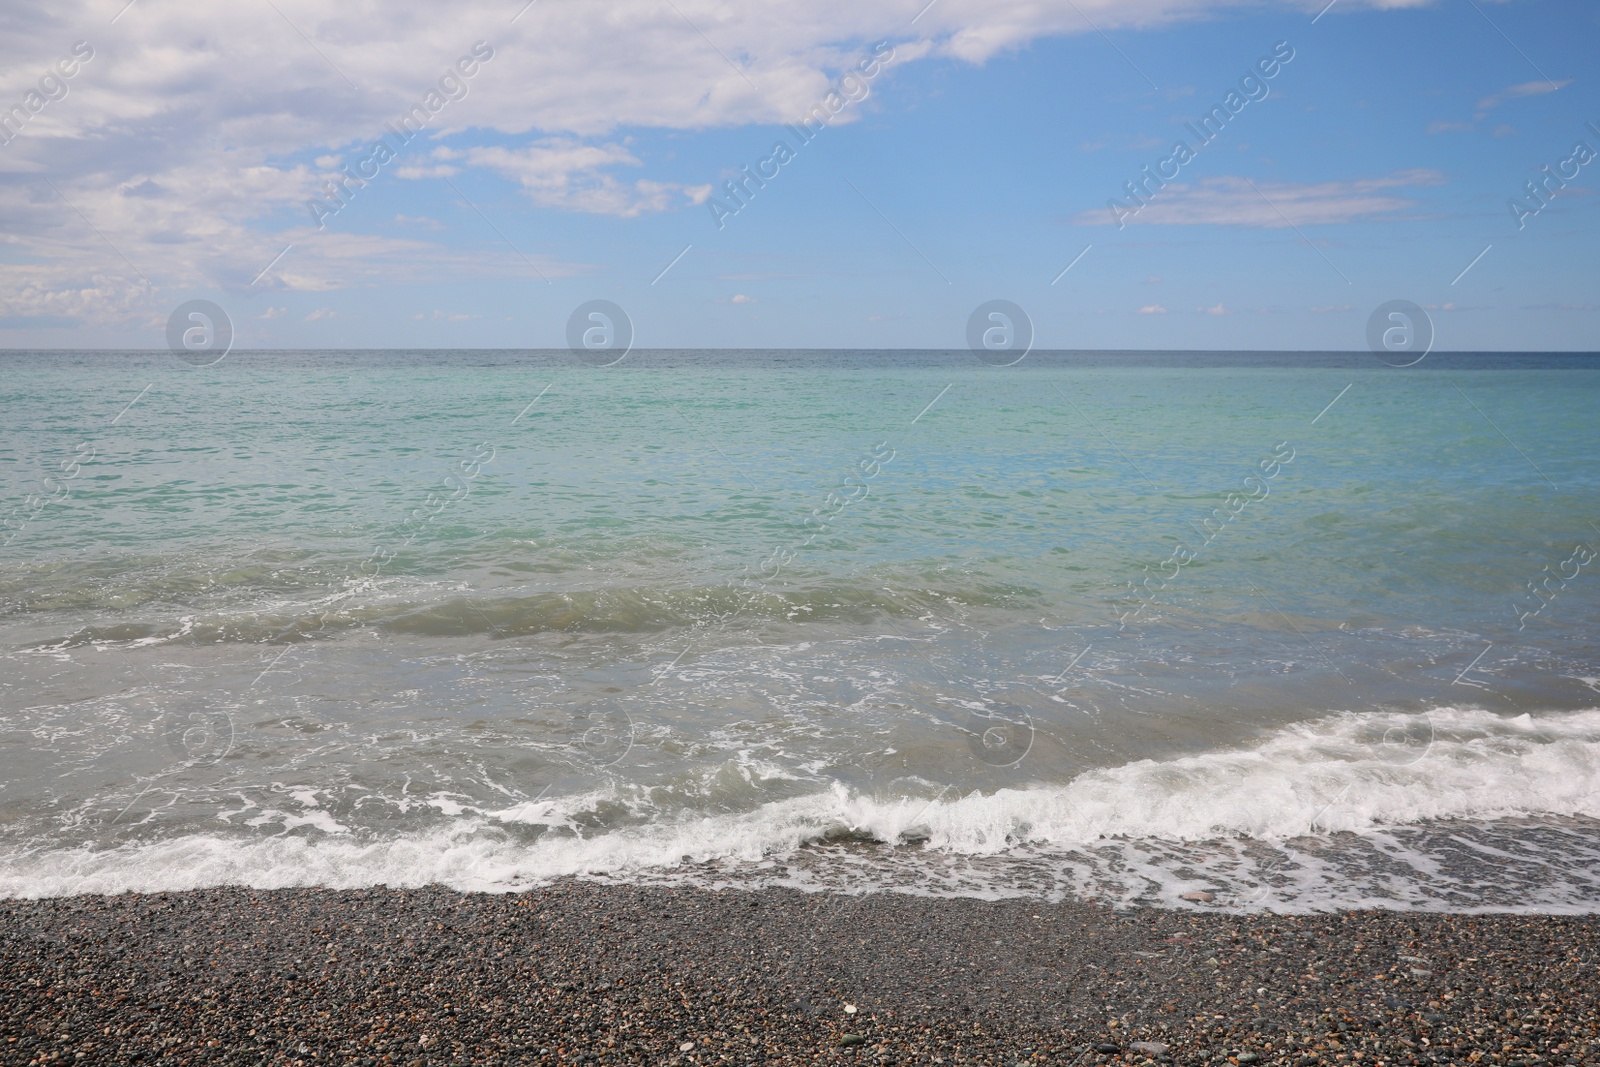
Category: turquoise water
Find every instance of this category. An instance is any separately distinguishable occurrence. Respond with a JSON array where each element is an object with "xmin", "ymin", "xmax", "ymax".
[{"xmin": 2, "ymin": 350, "xmax": 1599, "ymax": 909}]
